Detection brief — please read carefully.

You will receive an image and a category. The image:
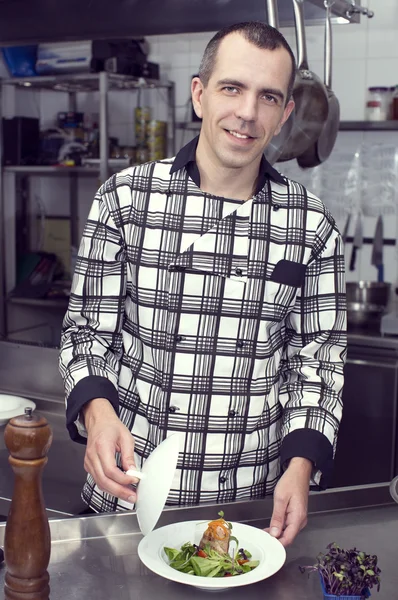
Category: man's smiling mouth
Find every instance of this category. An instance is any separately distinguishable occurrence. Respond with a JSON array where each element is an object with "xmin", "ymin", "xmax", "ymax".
[{"xmin": 227, "ymin": 130, "xmax": 254, "ymax": 139}]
